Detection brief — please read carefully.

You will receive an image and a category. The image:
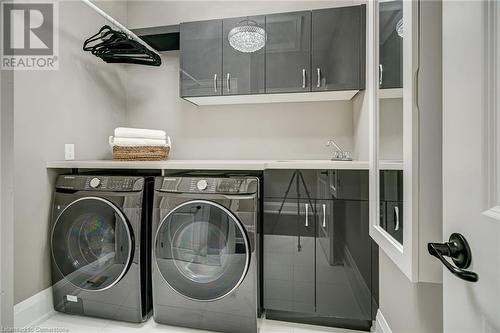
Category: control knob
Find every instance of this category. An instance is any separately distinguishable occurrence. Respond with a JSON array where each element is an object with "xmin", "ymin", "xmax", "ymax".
[
  {"xmin": 89, "ymin": 177, "xmax": 101, "ymax": 189},
  {"xmin": 197, "ymin": 179, "xmax": 208, "ymax": 191}
]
